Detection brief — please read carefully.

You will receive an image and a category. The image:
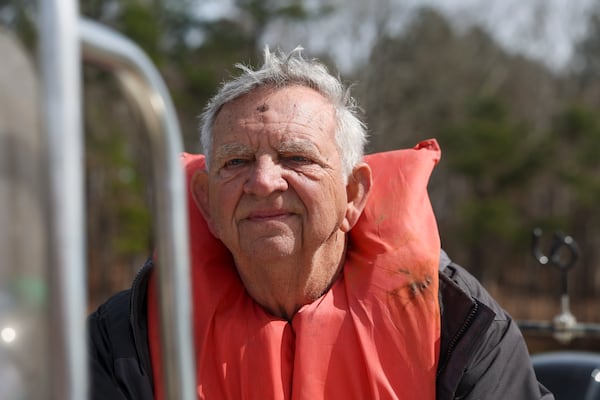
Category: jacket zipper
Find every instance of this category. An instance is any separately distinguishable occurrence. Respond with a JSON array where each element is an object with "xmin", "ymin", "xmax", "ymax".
[
  {"xmin": 436, "ymin": 300, "xmax": 479, "ymax": 379},
  {"xmin": 128, "ymin": 260, "xmax": 151, "ymax": 326},
  {"xmin": 128, "ymin": 259, "xmax": 154, "ymax": 372}
]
